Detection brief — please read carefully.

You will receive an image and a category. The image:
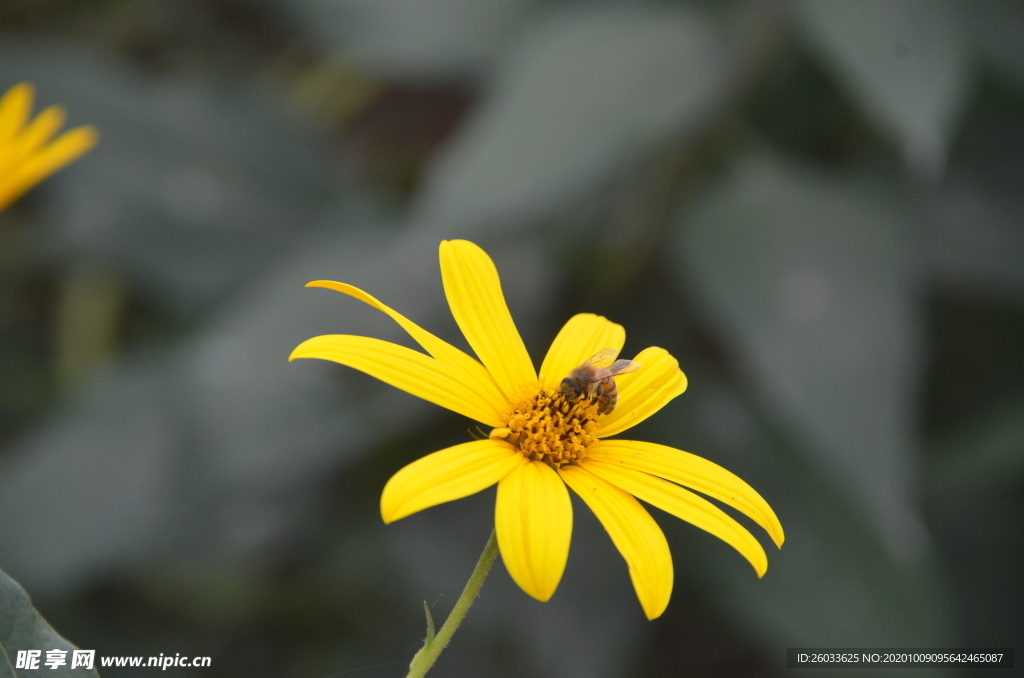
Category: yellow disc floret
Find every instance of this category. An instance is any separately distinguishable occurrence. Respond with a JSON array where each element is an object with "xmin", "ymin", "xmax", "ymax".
[{"xmin": 491, "ymin": 381, "xmax": 600, "ymax": 466}]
